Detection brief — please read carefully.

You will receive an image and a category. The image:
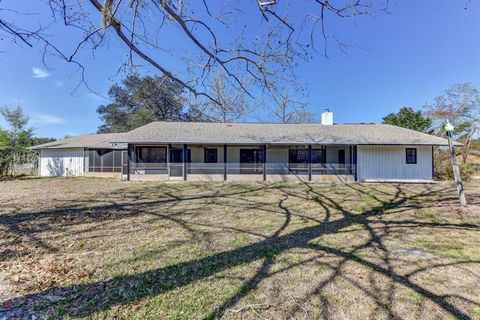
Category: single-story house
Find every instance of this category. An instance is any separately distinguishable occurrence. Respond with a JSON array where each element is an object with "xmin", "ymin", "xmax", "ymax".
[{"xmin": 31, "ymin": 111, "xmax": 453, "ymax": 183}]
